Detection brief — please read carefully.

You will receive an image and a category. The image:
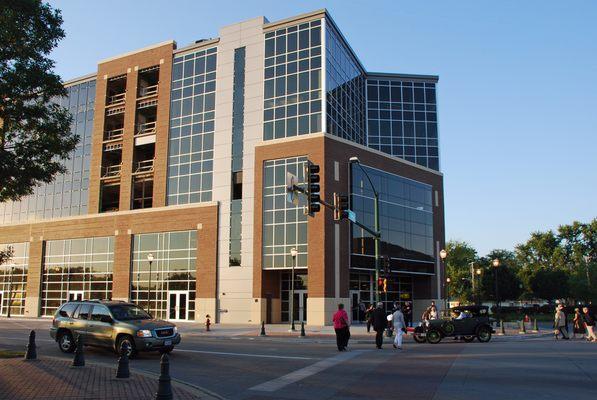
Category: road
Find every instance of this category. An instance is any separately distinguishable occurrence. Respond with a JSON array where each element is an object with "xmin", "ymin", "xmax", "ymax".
[{"xmin": 1, "ymin": 318, "xmax": 596, "ymax": 400}]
